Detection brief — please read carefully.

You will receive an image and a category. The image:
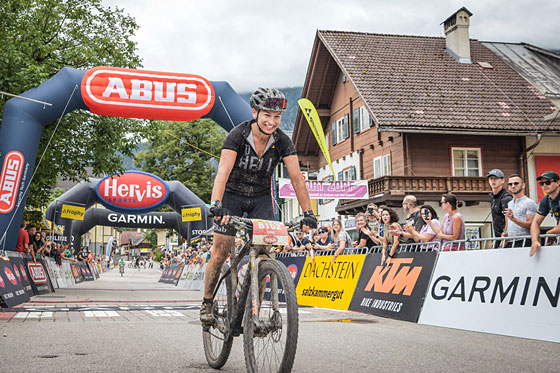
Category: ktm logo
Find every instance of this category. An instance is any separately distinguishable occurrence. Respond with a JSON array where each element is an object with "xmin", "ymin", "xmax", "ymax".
[{"xmin": 365, "ymin": 258, "xmax": 422, "ymax": 296}]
